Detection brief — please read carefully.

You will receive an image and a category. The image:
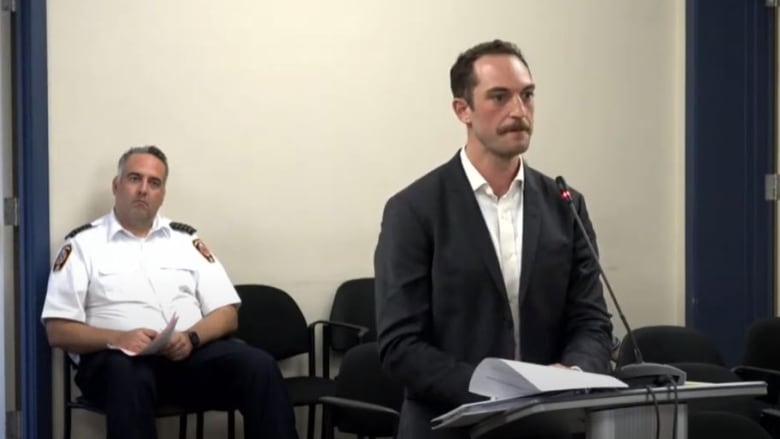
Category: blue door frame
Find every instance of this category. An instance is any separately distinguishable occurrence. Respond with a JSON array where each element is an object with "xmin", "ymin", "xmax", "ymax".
[
  {"xmin": 14, "ymin": 0, "xmax": 51, "ymax": 438},
  {"xmin": 685, "ymin": 0, "xmax": 776, "ymax": 365}
]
